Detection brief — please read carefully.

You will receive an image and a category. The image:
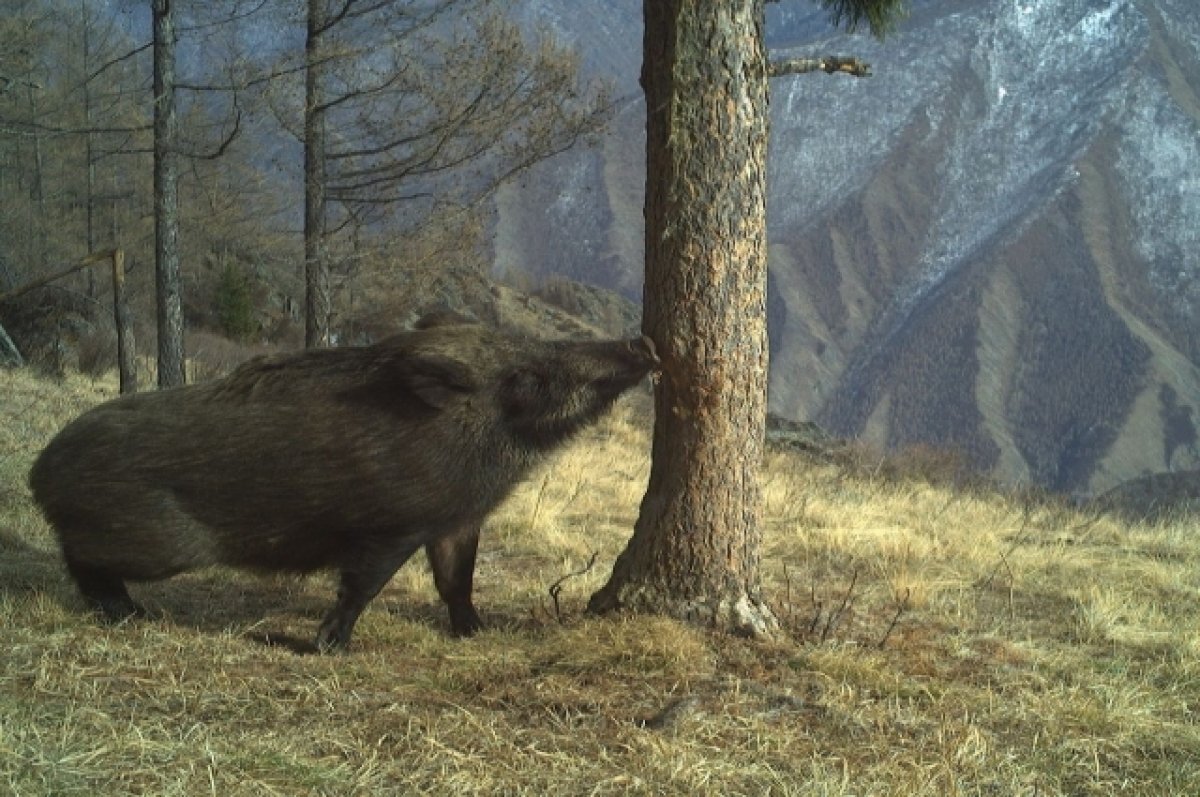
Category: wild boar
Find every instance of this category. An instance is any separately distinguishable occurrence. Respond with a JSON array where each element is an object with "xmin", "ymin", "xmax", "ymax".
[{"xmin": 29, "ymin": 313, "xmax": 658, "ymax": 650}]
